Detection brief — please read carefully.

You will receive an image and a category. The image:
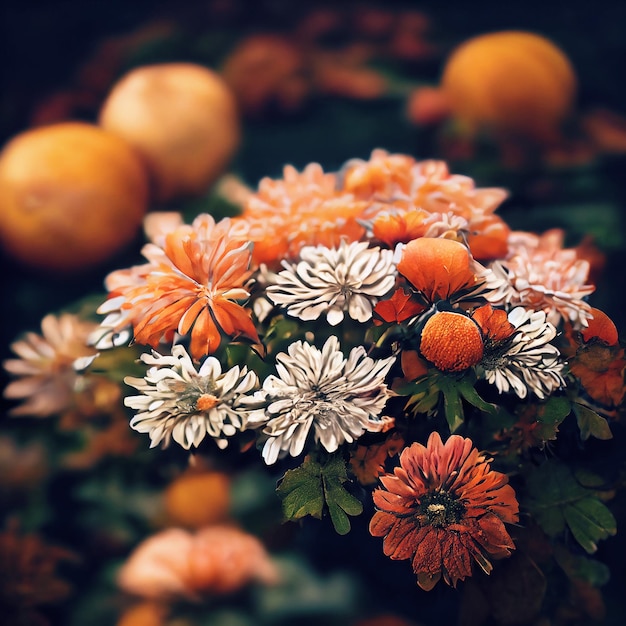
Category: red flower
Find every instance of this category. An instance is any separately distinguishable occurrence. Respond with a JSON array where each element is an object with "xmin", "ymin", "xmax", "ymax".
[{"xmin": 370, "ymin": 432, "xmax": 518, "ymax": 590}]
